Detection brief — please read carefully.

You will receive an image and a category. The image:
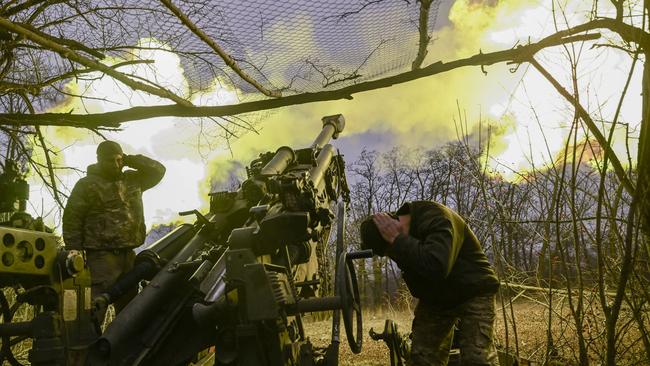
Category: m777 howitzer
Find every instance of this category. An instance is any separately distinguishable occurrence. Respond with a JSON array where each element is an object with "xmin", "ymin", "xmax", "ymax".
[
  {"xmin": 0, "ymin": 114, "xmax": 370, "ymax": 365},
  {"xmin": 0, "ymin": 228, "xmax": 94, "ymax": 366},
  {"xmin": 85, "ymin": 114, "xmax": 373, "ymax": 365},
  {"xmin": 0, "ymin": 160, "xmax": 95, "ymax": 366},
  {"xmin": 0, "ymin": 114, "xmax": 368, "ymax": 365},
  {"xmin": 369, "ymin": 320, "xmax": 410, "ymax": 366}
]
